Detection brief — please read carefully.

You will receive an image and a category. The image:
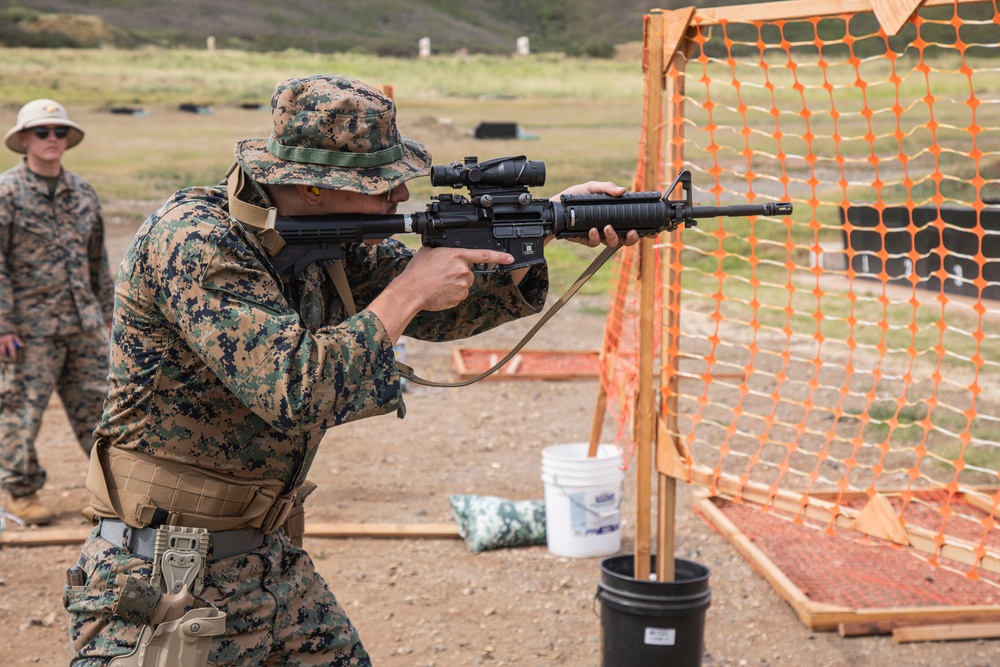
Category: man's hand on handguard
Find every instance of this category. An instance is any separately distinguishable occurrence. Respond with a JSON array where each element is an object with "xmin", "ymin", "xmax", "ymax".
[
  {"xmin": 553, "ymin": 181, "xmax": 641, "ymax": 249},
  {"xmin": 370, "ymin": 246, "xmax": 515, "ymax": 343}
]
